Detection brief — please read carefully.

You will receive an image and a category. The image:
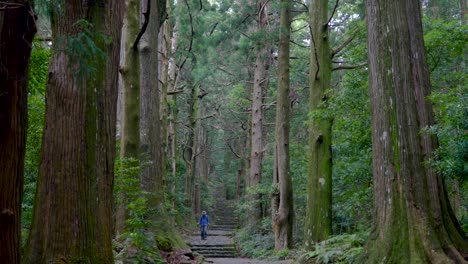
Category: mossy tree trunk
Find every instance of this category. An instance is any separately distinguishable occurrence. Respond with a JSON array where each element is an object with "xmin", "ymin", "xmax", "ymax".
[
  {"xmin": 116, "ymin": 0, "xmax": 141, "ymax": 235},
  {"xmin": 272, "ymin": 0, "xmax": 294, "ymax": 250},
  {"xmin": 363, "ymin": 0, "xmax": 468, "ymax": 263},
  {"xmin": 139, "ymin": 0, "xmax": 165, "ymax": 207},
  {"xmin": 304, "ymin": 0, "xmax": 332, "ymax": 247},
  {"xmin": 184, "ymin": 83, "xmax": 198, "ymax": 211},
  {"xmin": 0, "ymin": 1, "xmax": 36, "ymax": 262},
  {"xmin": 24, "ymin": 0, "xmax": 124, "ymax": 262},
  {"xmin": 249, "ymin": 0, "xmax": 271, "ymax": 226}
]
